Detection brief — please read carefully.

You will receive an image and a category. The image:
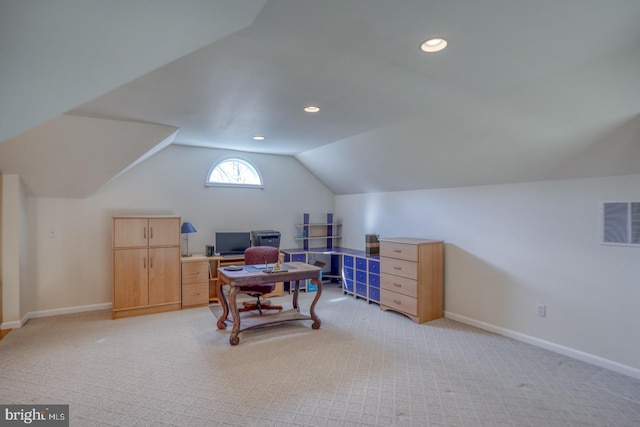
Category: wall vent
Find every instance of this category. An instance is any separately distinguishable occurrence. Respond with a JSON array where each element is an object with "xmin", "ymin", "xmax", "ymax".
[{"xmin": 601, "ymin": 202, "xmax": 640, "ymax": 246}]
